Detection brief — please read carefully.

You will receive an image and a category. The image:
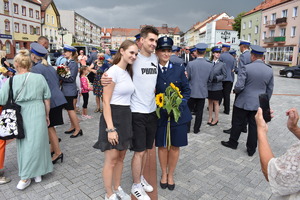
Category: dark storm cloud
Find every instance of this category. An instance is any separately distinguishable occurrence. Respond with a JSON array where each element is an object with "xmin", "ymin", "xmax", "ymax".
[{"xmin": 54, "ymin": 0, "xmax": 262, "ymax": 32}]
